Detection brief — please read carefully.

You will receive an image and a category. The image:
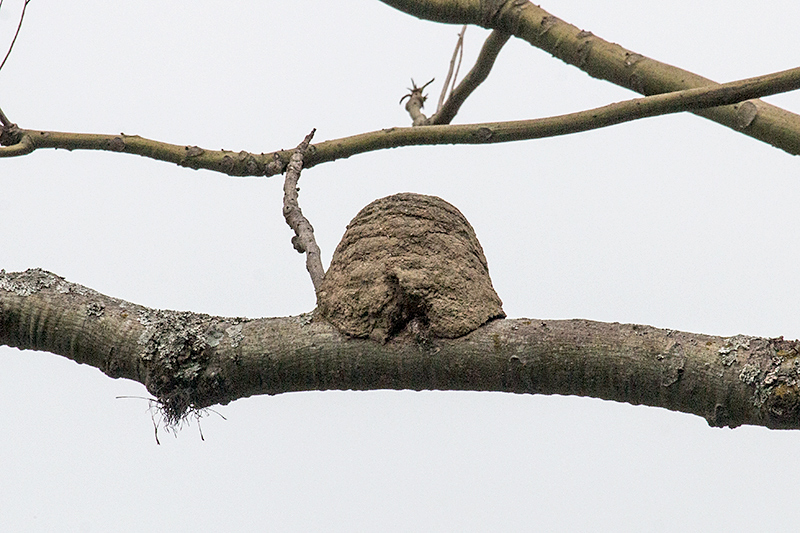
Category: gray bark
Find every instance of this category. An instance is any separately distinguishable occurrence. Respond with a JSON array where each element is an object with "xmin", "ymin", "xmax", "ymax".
[{"xmin": 2, "ymin": 268, "xmax": 798, "ymax": 429}]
